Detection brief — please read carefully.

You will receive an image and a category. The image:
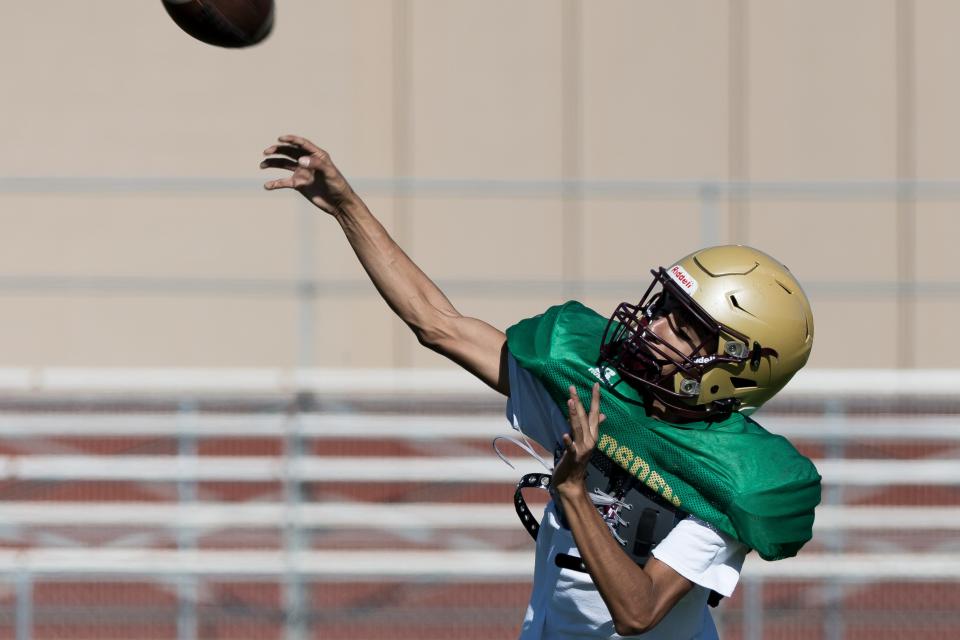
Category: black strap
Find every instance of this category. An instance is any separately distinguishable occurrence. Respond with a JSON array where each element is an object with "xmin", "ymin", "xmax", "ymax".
[
  {"xmin": 555, "ymin": 552, "xmax": 588, "ymax": 572},
  {"xmin": 514, "ymin": 474, "xmax": 589, "ymax": 573},
  {"xmin": 514, "ymin": 473, "xmax": 551, "ymax": 541},
  {"xmin": 632, "ymin": 507, "xmax": 660, "ymax": 559},
  {"xmin": 708, "ymin": 590, "xmax": 724, "ymax": 608}
]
